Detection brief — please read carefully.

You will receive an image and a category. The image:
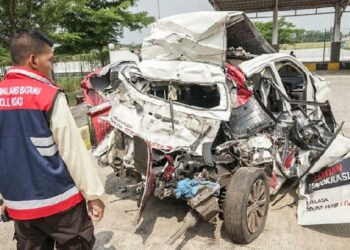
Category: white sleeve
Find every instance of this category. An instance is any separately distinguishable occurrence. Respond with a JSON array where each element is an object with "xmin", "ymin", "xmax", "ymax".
[{"xmin": 50, "ymin": 93, "xmax": 104, "ymax": 200}]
